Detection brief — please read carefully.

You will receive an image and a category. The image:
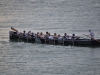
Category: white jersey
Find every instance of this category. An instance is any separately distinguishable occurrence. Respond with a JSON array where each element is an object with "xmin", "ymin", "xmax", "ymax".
[
  {"xmin": 40, "ymin": 35, "xmax": 45, "ymax": 38},
  {"xmin": 58, "ymin": 36, "xmax": 63, "ymax": 40},
  {"xmin": 90, "ymin": 31, "xmax": 94, "ymax": 39},
  {"xmin": 49, "ymin": 36, "xmax": 54, "ymax": 40},
  {"xmin": 17, "ymin": 32, "xmax": 20, "ymax": 35}
]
